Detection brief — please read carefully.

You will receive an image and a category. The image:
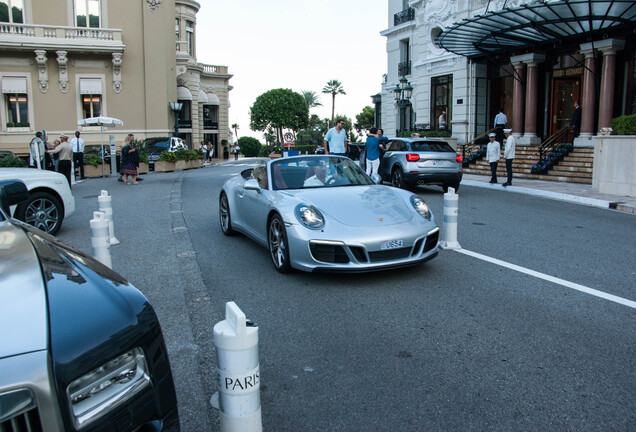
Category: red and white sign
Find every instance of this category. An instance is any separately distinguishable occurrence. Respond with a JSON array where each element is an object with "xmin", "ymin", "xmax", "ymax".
[{"xmin": 283, "ymin": 132, "xmax": 295, "ymax": 147}]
